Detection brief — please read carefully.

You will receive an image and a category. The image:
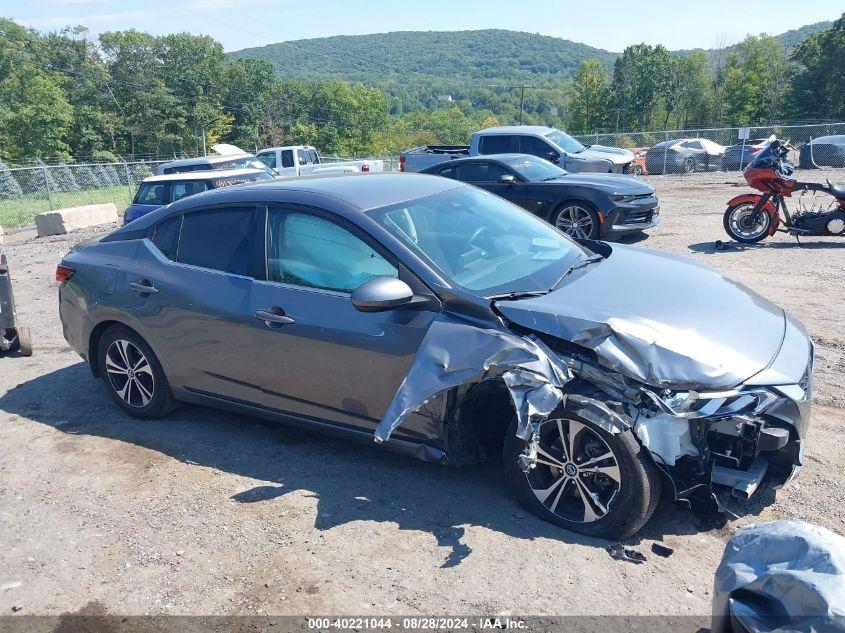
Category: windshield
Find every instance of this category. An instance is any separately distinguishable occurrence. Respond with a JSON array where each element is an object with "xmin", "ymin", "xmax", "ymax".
[
  {"xmin": 370, "ymin": 186, "xmax": 584, "ymax": 296},
  {"xmin": 502, "ymin": 155, "xmax": 567, "ymax": 181},
  {"xmin": 545, "ymin": 129, "xmax": 586, "ymax": 154}
]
